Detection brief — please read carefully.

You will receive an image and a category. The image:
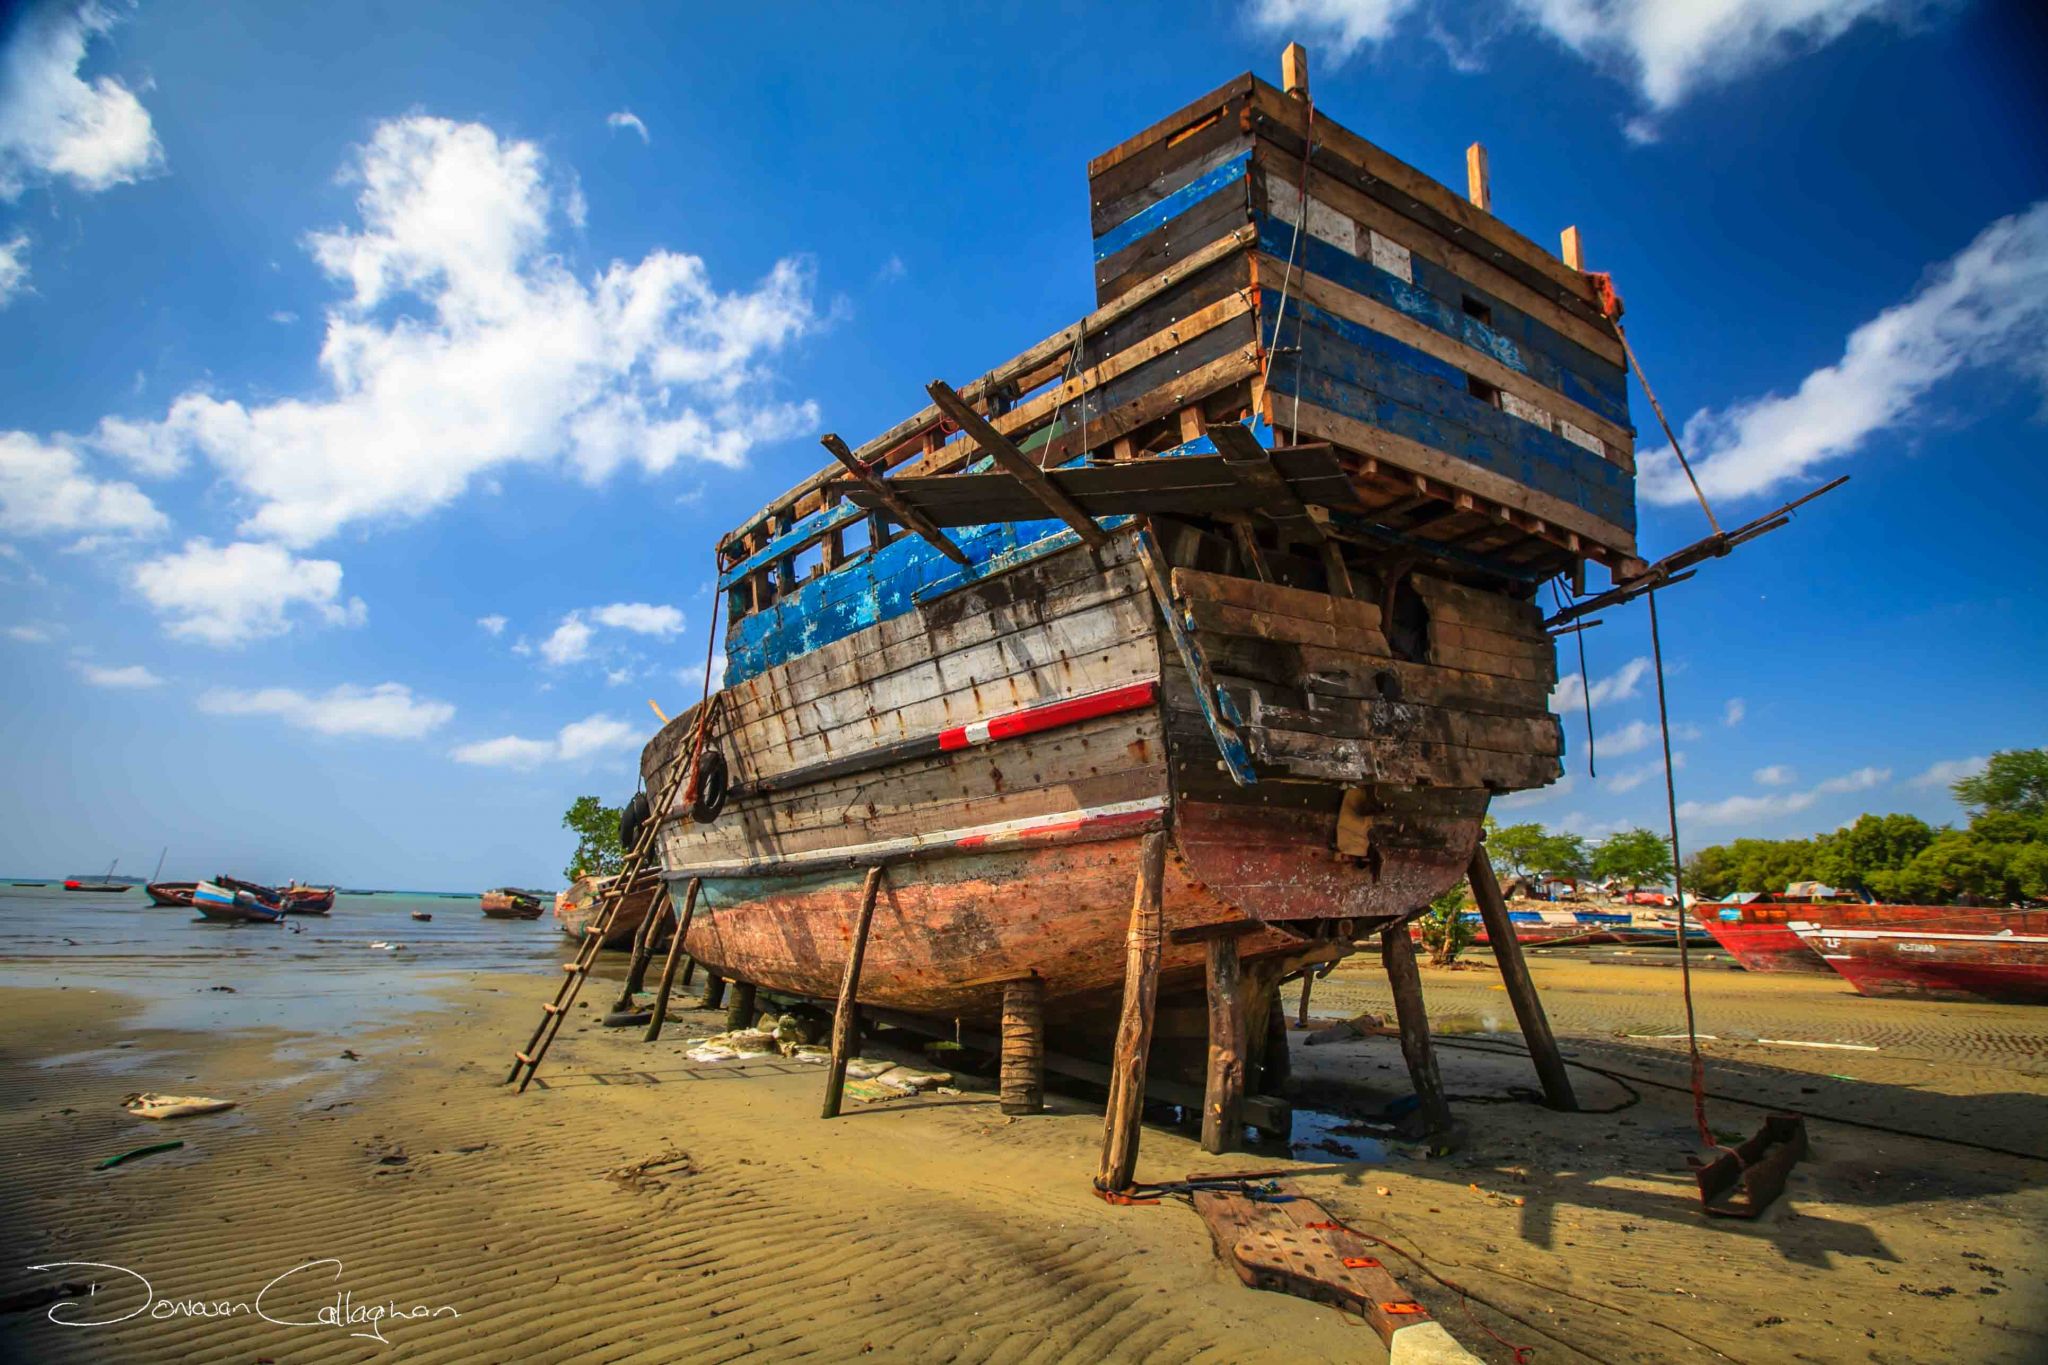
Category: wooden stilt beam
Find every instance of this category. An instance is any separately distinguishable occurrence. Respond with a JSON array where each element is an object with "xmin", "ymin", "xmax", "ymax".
[
  {"xmin": 1201, "ymin": 936, "xmax": 1246, "ymax": 1154},
  {"xmin": 1468, "ymin": 845, "xmax": 1577, "ymax": 1110},
  {"xmin": 1097, "ymin": 831, "xmax": 1168, "ymax": 1192},
  {"xmin": 821, "ymin": 434, "xmax": 971, "ymax": 567},
  {"xmin": 615, "ymin": 888, "xmax": 666, "ymax": 1009},
  {"xmin": 822, "ymin": 866, "xmax": 886, "ymax": 1120},
  {"xmin": 724, "ymin": 979, "xmax": 758, "ymax": 1033},
  {"xmin": 1000, "ymin": 976, "xmax": 1046, "ymax": 1116},
  {"xmin": 926, "ymin": 380, "xmax": 1108, "ymax": 550},
  {"xmin": 699, "ymin": 970, "xmax": 727, "ymax": 1012},
  {"xmin": 1295, "ymin": 971, "xmax": 1314, "ymax": 1026},
  {"xmin": 1380, "ymin": 925, "xmax": 1454, "ymax": 1140},
  {"xmin": 643, "ymin": 878, "xmax": 700, "ymax": 1042}
]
